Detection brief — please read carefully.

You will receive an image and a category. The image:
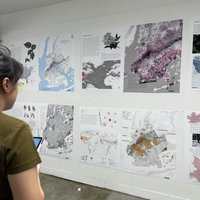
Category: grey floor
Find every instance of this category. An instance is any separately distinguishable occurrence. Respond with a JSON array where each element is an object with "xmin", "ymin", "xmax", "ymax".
[{"xmin": 40, "ymin": 173, "xmax": 148, "ymax": 200}]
